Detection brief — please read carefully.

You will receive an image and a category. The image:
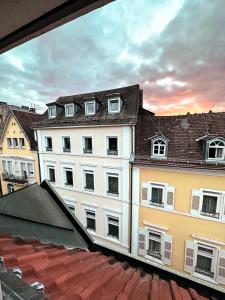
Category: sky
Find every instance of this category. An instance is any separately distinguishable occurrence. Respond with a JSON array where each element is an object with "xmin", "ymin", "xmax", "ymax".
[{"xmin": 0, "ymin": 0, "xmax": 225, "ymax": 115}]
